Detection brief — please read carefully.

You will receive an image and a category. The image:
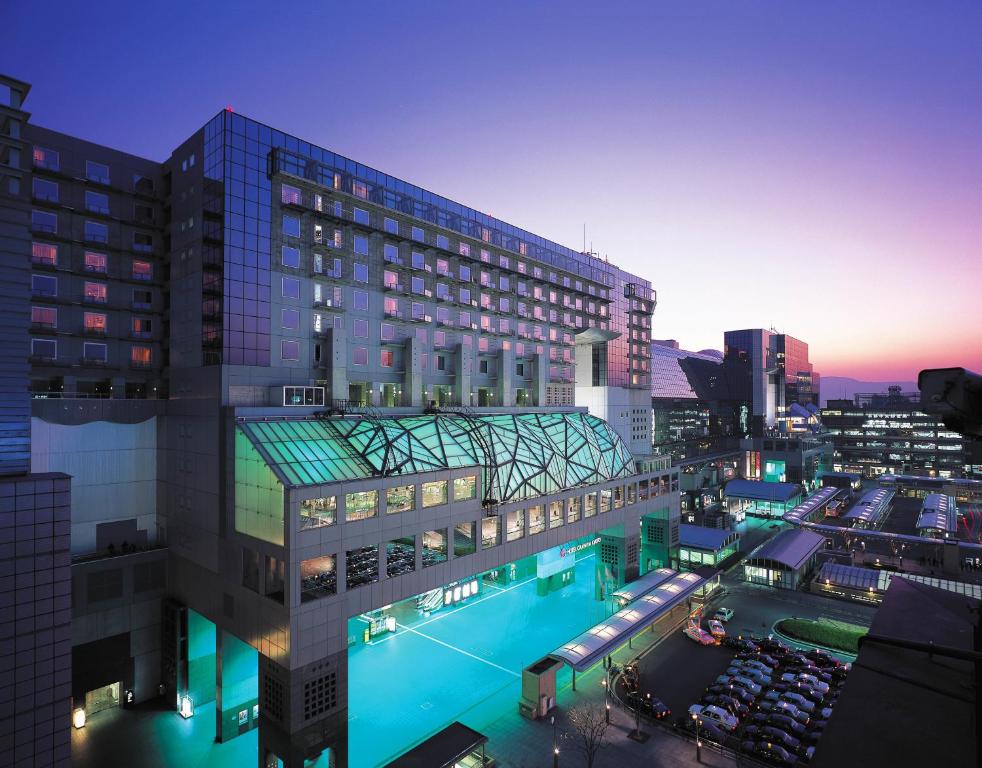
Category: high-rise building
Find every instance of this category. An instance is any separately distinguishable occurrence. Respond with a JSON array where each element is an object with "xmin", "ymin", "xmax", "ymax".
[
  {"xmin": 4, "ymin": 78, "xmax": 677, "ymax": 767},
  {"xmin": 723, "ymin": 328, "xmax": 820, "ymax": 435},
  {"xmin": 822, "ymin": 386, "xmax": 975, "ymax": 478}
]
